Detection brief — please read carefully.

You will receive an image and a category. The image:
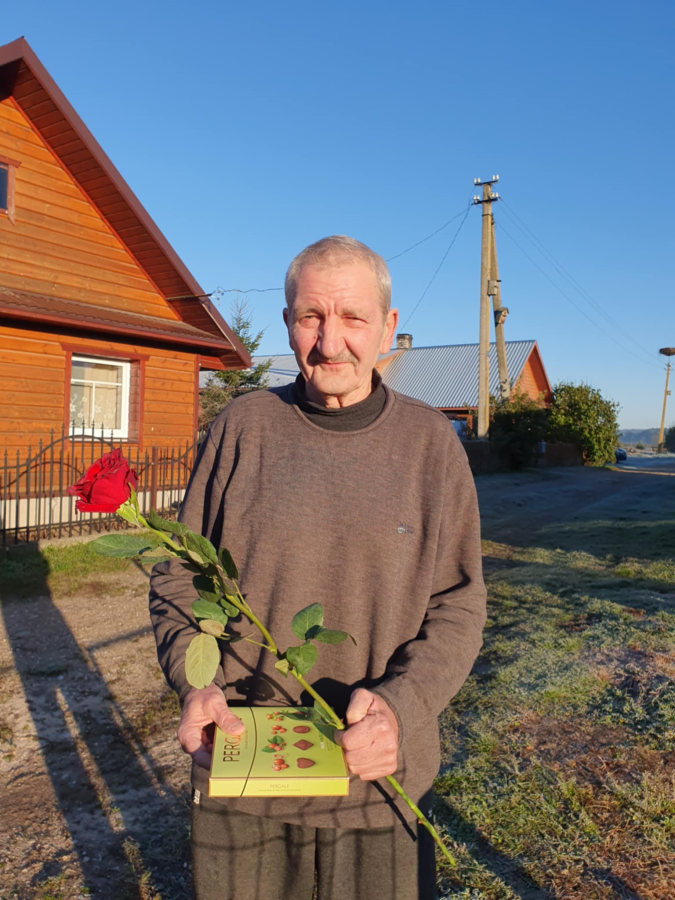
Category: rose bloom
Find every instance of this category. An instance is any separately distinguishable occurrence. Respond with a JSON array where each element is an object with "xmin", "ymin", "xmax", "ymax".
[{"xmin": 67, "ymin": 448, "xmax": 138, "ymax": 513}]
